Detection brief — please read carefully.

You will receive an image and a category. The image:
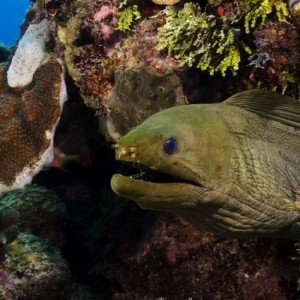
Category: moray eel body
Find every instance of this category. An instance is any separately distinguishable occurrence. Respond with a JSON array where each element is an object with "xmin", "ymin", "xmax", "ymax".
[{"xmin": 111, "ymin": 89, "xmax": 300, "ymax": 239}]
